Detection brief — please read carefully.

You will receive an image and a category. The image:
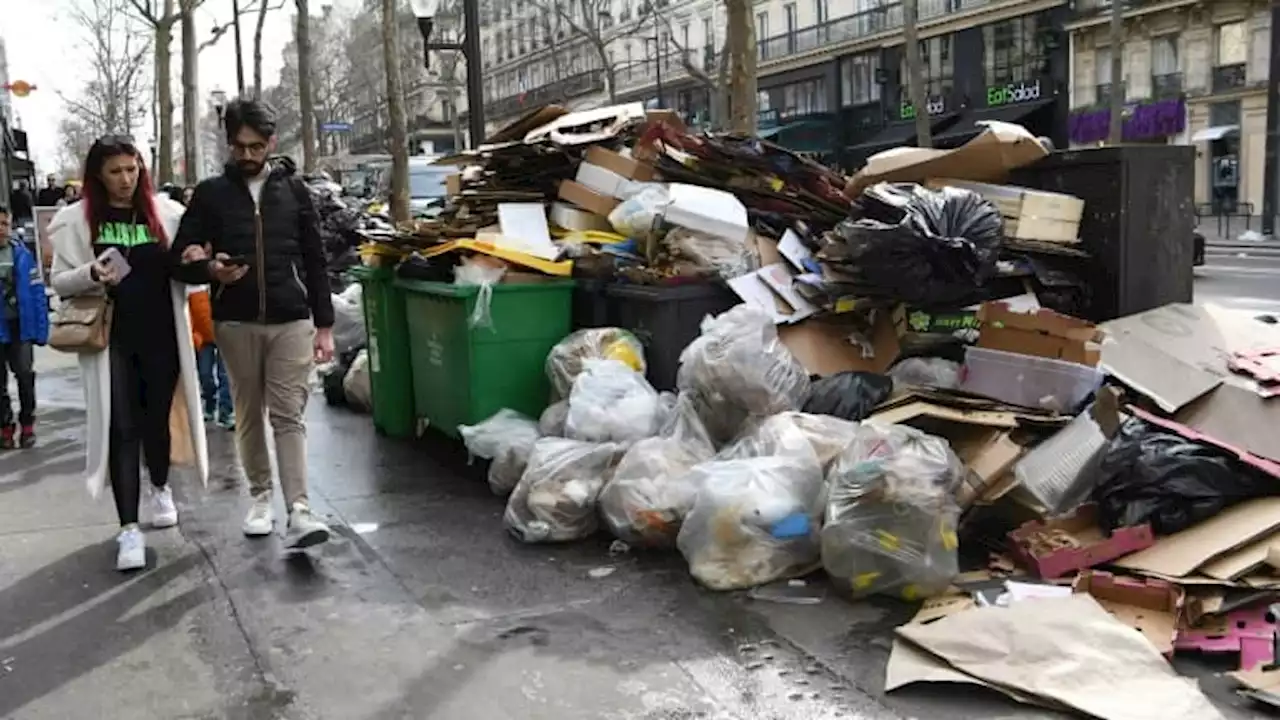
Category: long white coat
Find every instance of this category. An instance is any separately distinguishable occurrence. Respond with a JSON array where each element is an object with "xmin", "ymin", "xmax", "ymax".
[{"xmin": 47, "ymin": 198, "xmax": 209, "ymax": 498}]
